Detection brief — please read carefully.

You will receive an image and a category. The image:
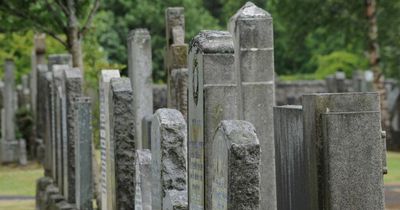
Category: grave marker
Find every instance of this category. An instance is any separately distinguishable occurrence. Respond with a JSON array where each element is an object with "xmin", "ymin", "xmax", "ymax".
[{"xmin": 135, "ymin": 149, "xmax": 152, "ymax": 210}]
